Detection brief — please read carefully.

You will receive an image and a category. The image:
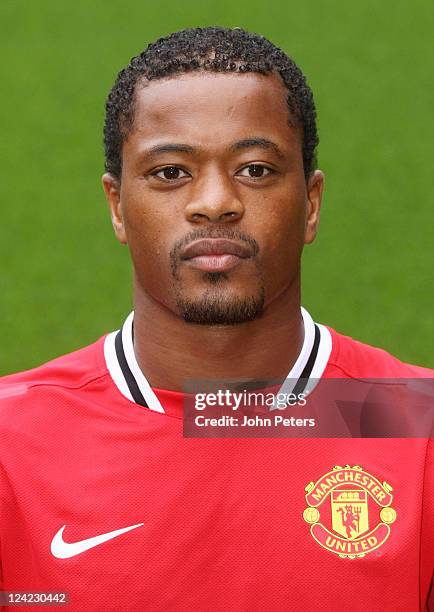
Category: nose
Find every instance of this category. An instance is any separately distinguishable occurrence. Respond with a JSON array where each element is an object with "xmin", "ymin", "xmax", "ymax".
[{"xmin": 185, "ymin": 172, "xmax": 244, "ymax": 224}]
